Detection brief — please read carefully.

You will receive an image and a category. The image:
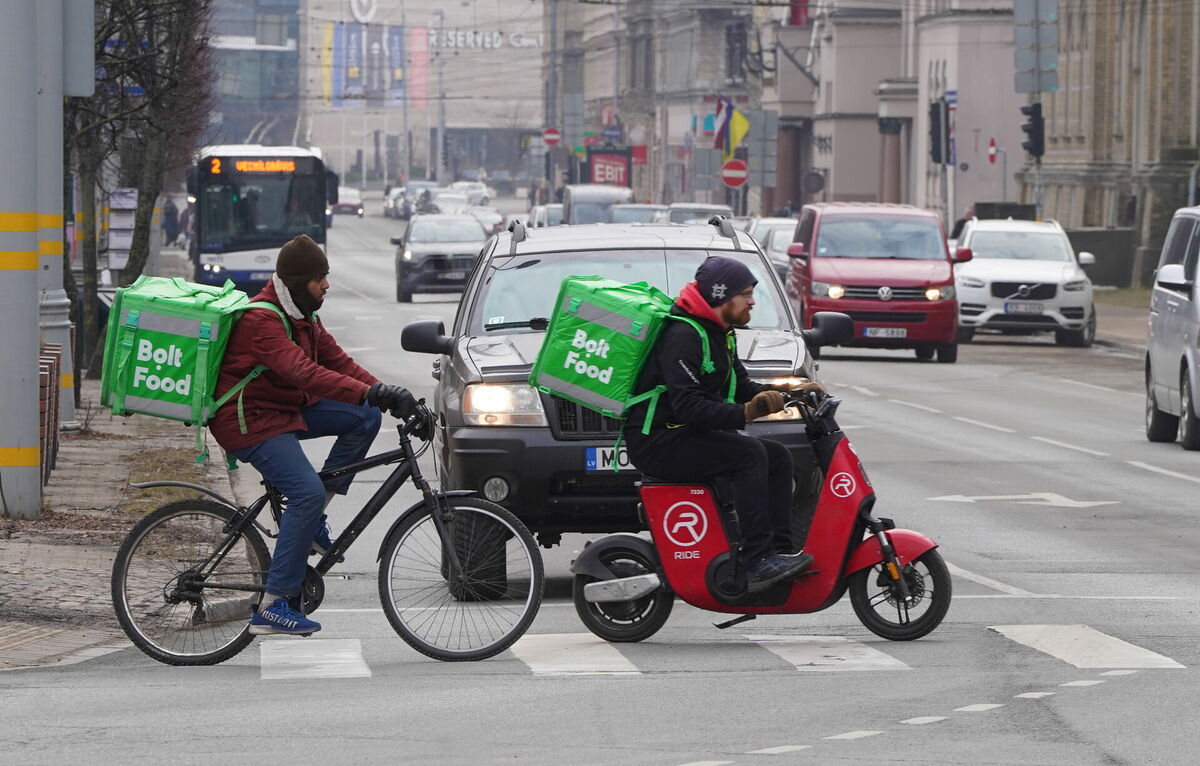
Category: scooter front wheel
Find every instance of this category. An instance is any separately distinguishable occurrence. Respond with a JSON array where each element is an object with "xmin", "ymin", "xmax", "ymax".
[
  {"xmin": 573, "ymin": 546, "xmax": 673, "ymax": 642},
  {"xmin": 849, "ymin": 548, "xmax": 951, "ymax": 641}
]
